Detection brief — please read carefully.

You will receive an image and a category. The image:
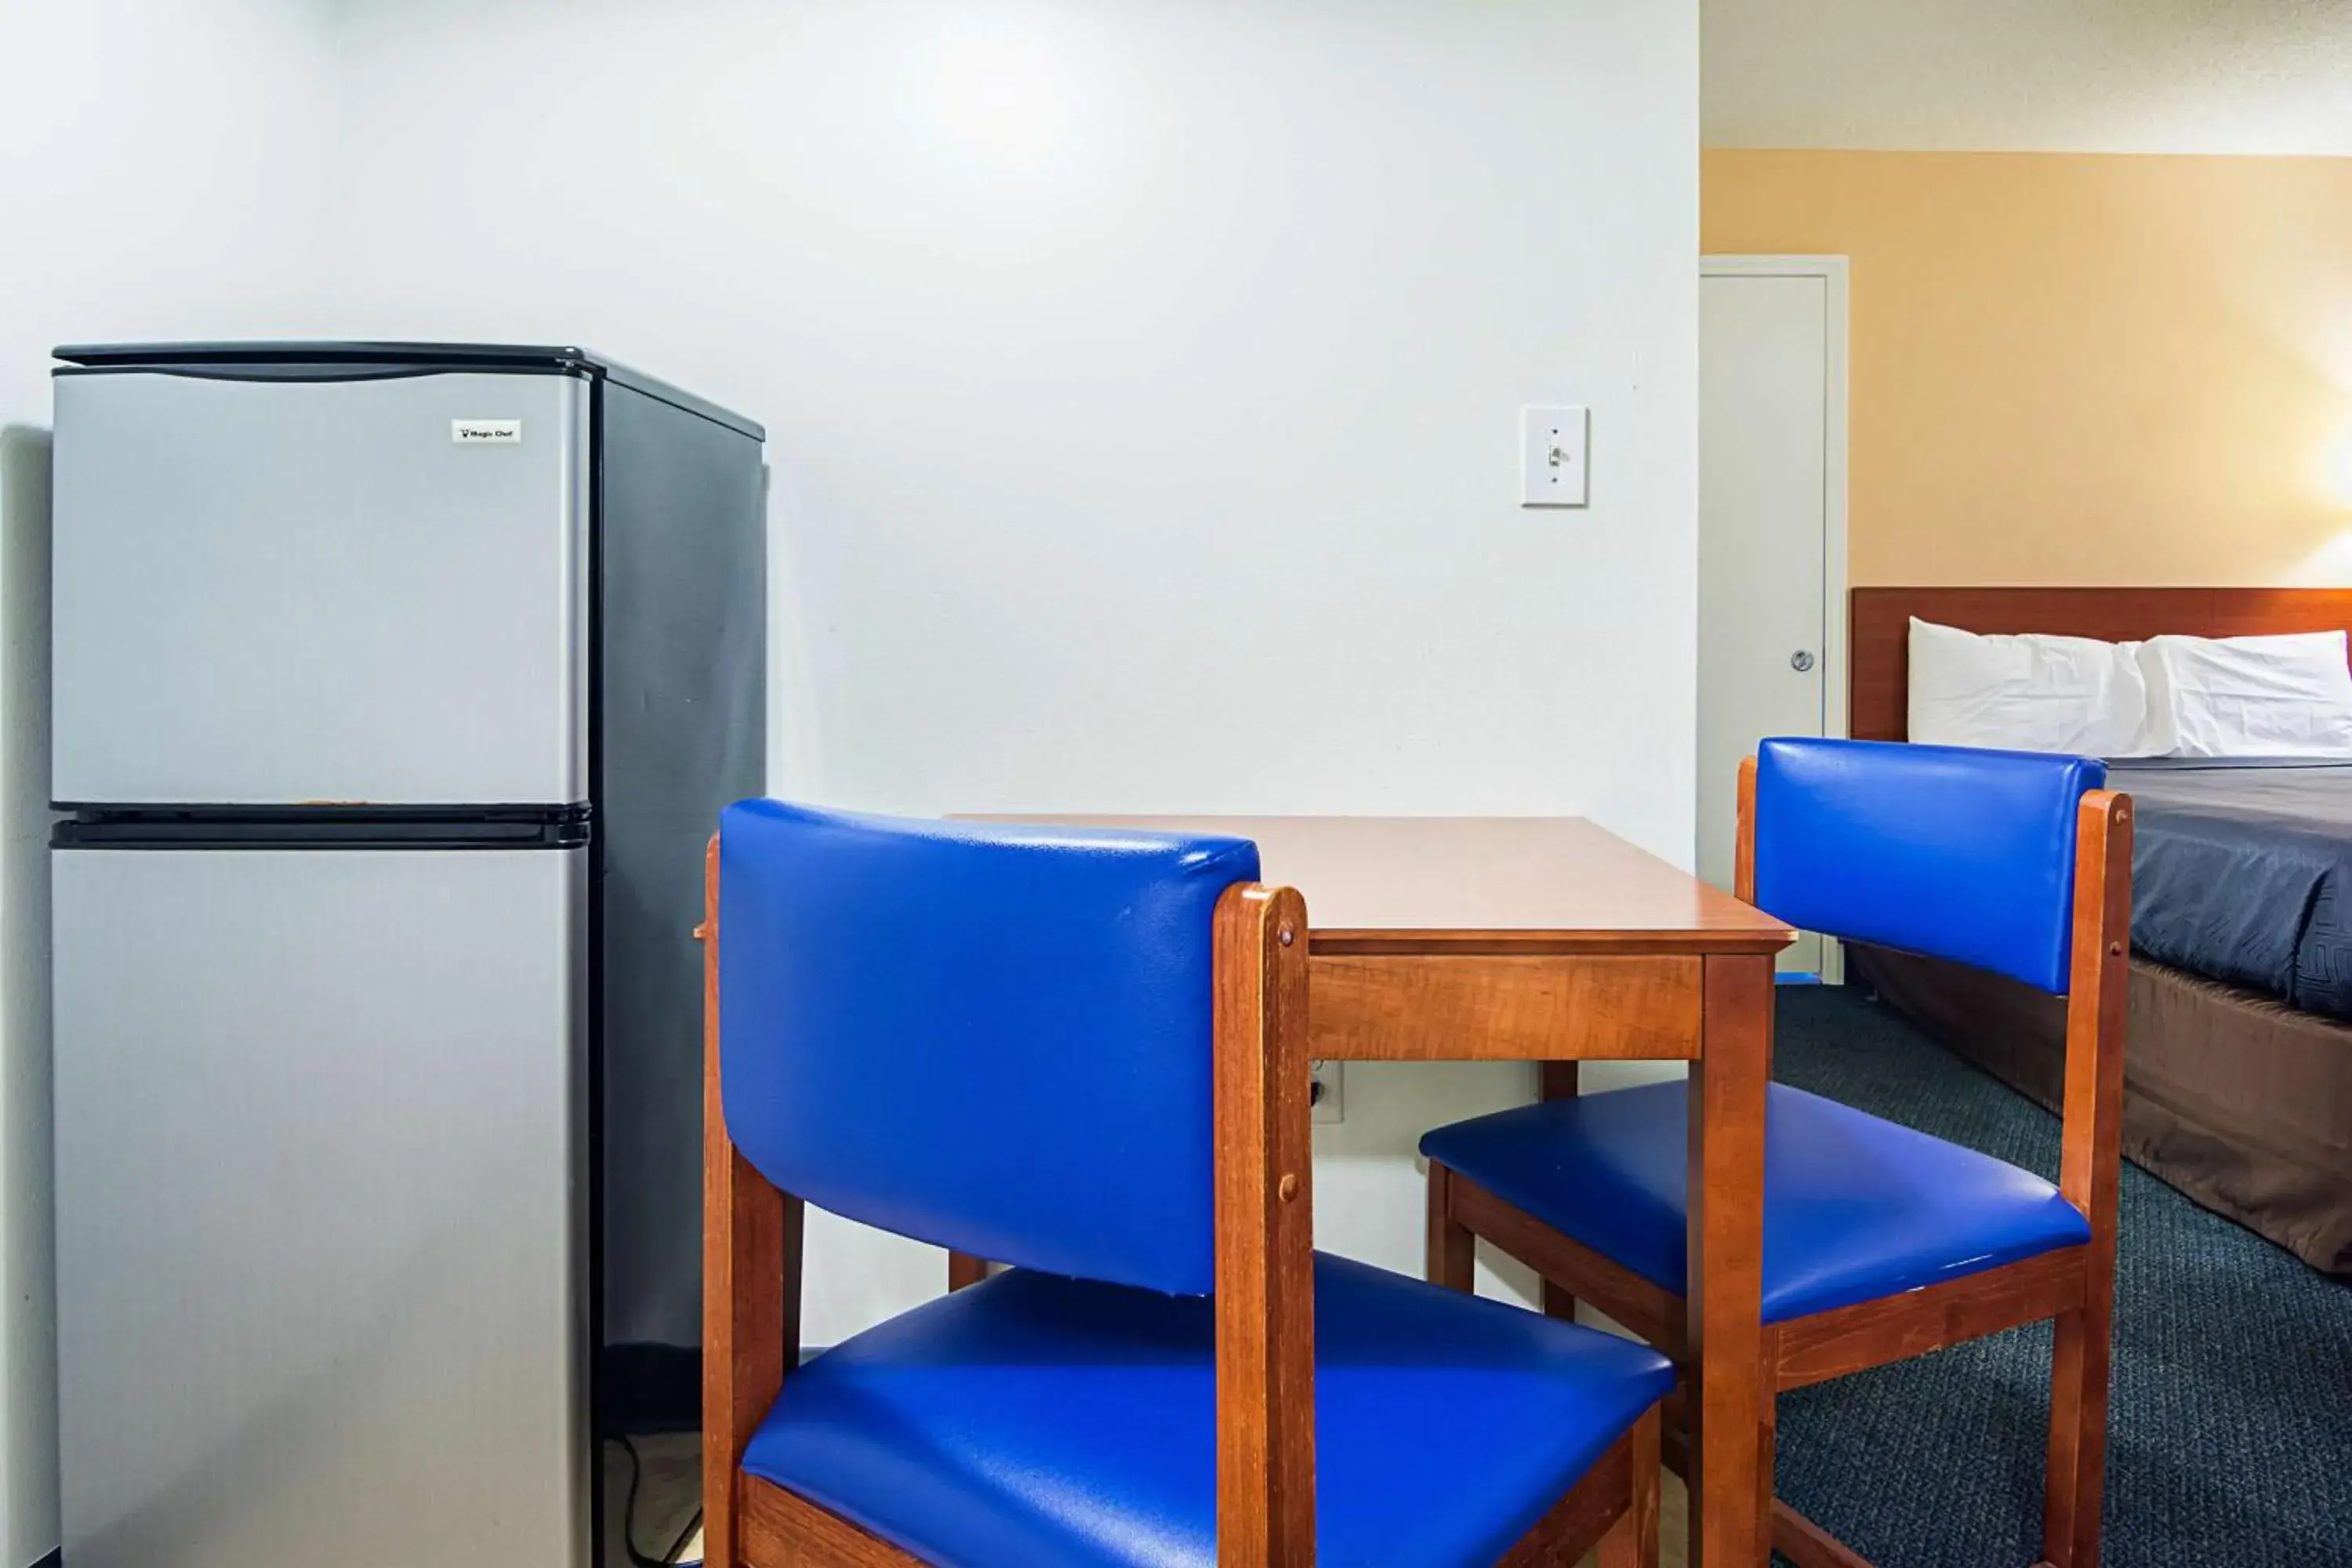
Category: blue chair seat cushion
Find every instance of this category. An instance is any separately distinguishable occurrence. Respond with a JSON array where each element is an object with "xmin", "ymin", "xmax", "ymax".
[
  {"xmin": 742, "ymin": 1252, "xmax": 1674, "ymax": 1568},
  {"xmin": 1420, "ymin": 1081, "xmax": 2092, "ymax": 1325}
]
